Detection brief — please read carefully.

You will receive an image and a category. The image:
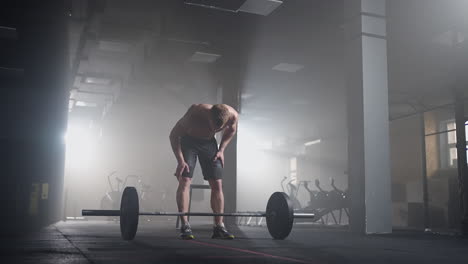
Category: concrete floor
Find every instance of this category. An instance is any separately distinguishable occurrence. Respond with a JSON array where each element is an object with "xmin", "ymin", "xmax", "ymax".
[{"xmin": 2, "ymin": 219, "xmax": 468, "ymax": 264}]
